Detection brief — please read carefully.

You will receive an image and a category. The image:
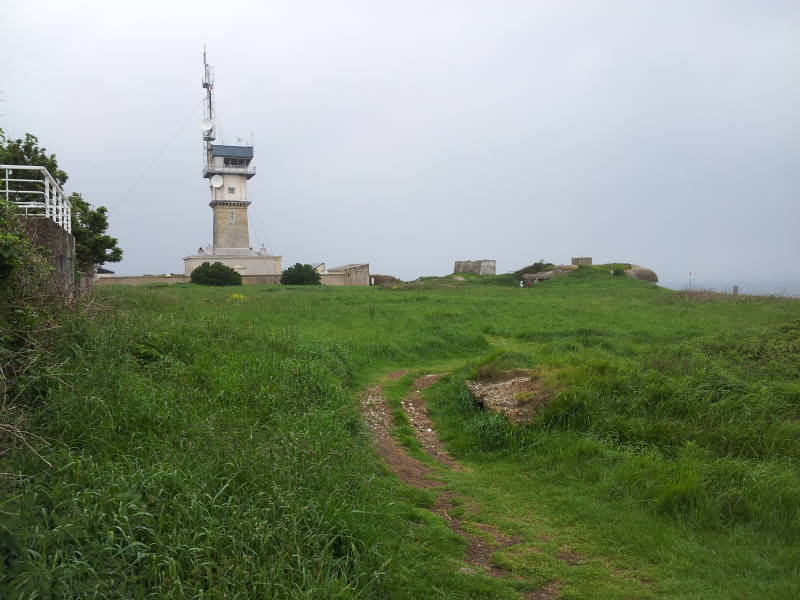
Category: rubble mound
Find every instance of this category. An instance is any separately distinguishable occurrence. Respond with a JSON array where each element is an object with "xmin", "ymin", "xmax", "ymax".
[{"xmin": 466, "ymin": 372, "xmax": 550, "ymax": 424}]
